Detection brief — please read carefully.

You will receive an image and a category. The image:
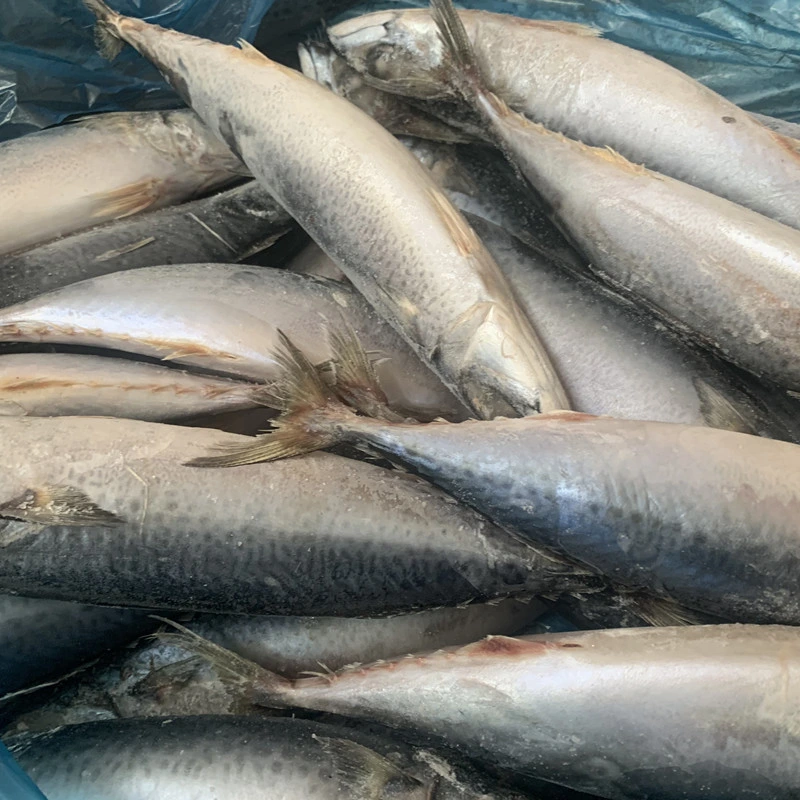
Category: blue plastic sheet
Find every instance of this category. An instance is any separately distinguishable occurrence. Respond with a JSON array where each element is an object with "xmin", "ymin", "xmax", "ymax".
[
  {"xmin": 0, "ymin": 0, "xmax": 275, "ymax": 141},
  {"xmin": 0, "ymin": 742, "xmax": 47, "ymax": 800},
  {"xmin": 334, "ymin": 1, "xmax": 800, "ymax": 121}
]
